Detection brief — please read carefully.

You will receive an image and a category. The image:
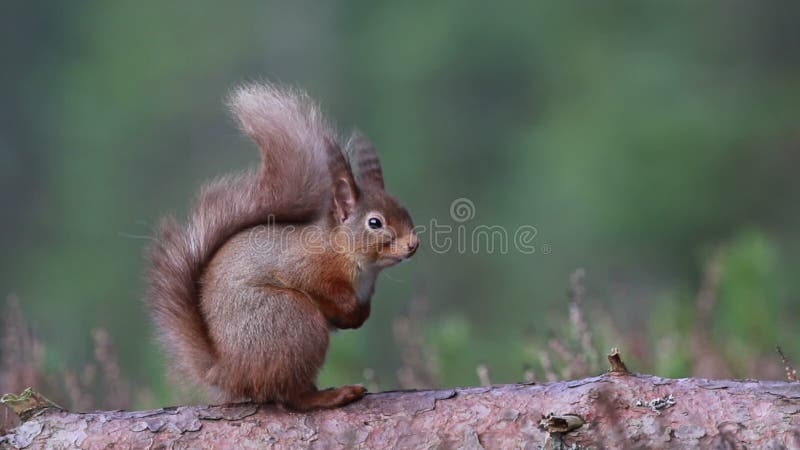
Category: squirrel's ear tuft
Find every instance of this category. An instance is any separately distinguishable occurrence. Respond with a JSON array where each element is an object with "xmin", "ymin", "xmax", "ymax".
[{"xmin": 347, "ymin": 130, "xmax": 384, "ymax": 191}]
